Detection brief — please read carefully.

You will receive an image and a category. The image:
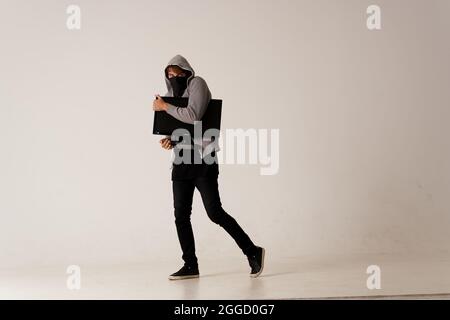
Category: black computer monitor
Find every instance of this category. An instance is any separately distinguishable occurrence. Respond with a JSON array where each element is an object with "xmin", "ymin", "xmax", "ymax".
[{"xmin": 153, "ymin": 97, "xmax": 222, "ymax": 137}]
